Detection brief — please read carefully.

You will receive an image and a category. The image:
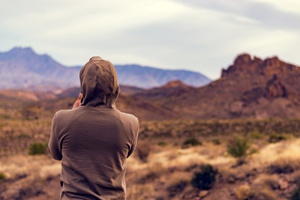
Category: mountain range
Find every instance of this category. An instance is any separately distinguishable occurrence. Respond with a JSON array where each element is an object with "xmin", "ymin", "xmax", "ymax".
[
  {"xmin": 22, "ymin": 53, "xmax": 299, "ymax": 120},
  {"xmin": 0, "ymin": 47, "xmax": 211, "ymax": 90},
  {"xmin": 1, "ymin": 46, "xmax": 300, "ymax": 120}
]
